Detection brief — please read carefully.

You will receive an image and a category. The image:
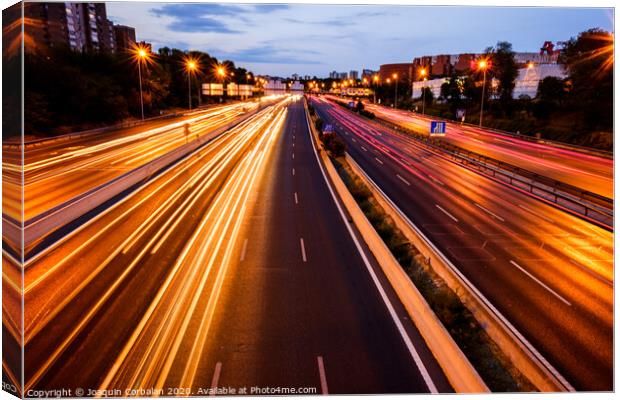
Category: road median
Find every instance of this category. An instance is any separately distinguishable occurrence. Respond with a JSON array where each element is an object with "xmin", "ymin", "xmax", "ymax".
[{"xmin": 304, "ymin": 98, "xmax": 489, "ymax": 393}]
